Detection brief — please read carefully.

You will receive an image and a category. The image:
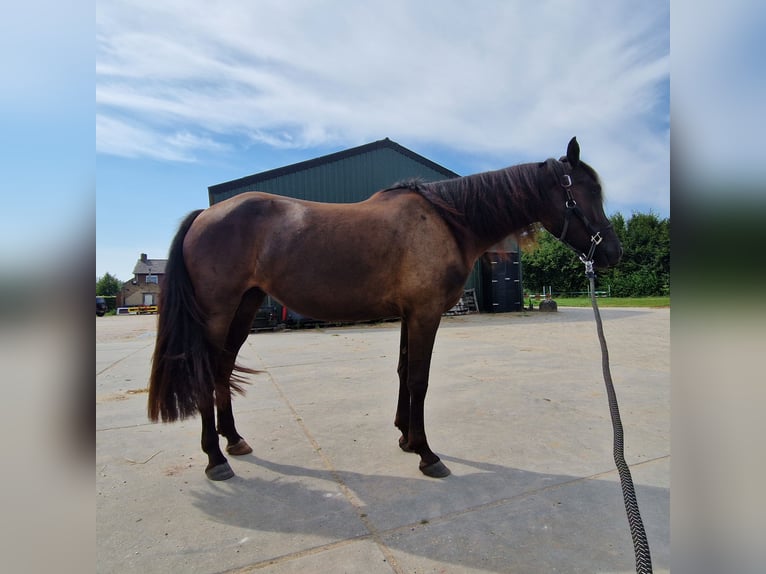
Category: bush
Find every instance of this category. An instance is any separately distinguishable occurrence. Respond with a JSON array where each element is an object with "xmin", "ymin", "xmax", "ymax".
[{"xmin": 522, "ymin": 211, "xmax": 670, "ymax": 297}]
